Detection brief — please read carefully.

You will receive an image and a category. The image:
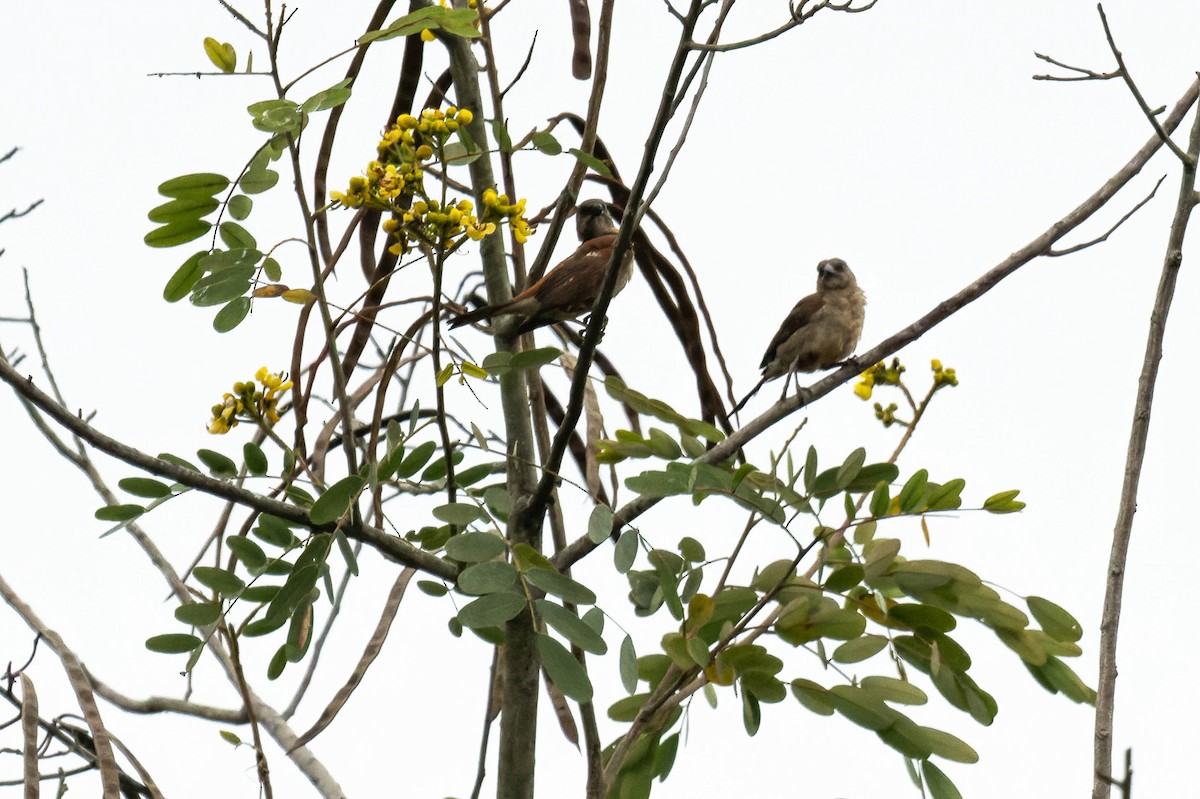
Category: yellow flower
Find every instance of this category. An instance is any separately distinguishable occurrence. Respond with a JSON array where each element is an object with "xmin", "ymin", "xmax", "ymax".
[
  {"xmin": 420, "ymin": 28, "xmax": 435, "ymax": 42},
  {"xmin": 510, "ymin": 216, "xmax": 532, "ymax": 244},
  {"xmin": 466, "ymin": 220, "xmax": 496, "ymax": 241},
  {"xmin": 853, "ymin": 373, "xmax": 874, "ymax": 400}
]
